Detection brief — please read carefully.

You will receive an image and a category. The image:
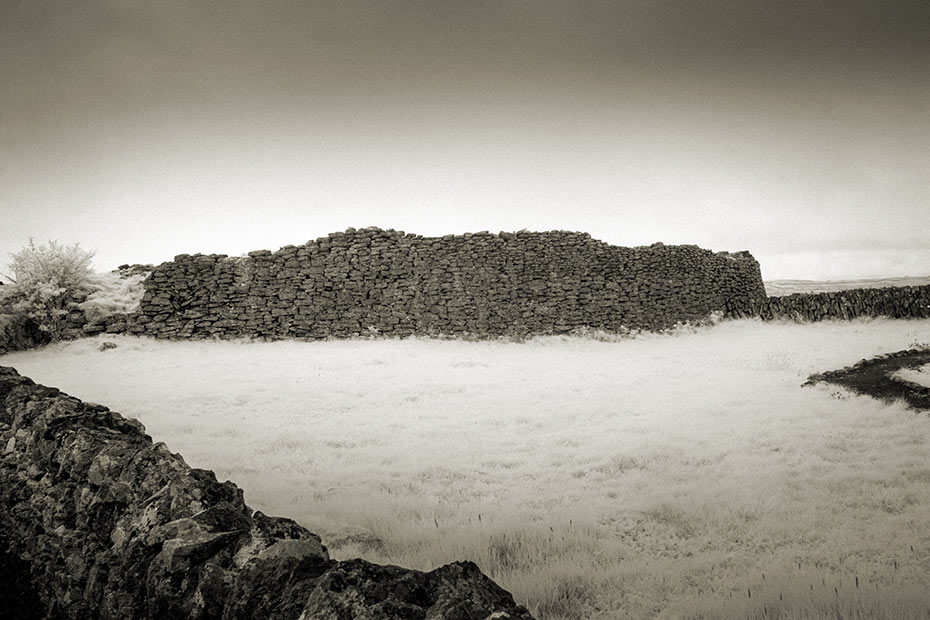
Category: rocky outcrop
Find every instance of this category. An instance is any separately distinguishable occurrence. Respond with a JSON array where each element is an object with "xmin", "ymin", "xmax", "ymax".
[
  {"xmin": 804, "ymin": 349, "xmax": 930, "ymax": 411},
  {"xmin": 133, "ymin": 228, "xmax": 765, "ymax": 339},
  {"xmin": 0, "ymin": 367, "xmax": 533, "ymax": 619}
]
